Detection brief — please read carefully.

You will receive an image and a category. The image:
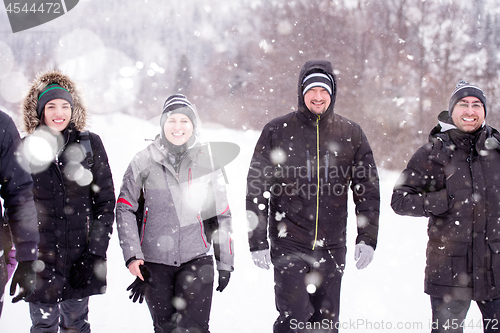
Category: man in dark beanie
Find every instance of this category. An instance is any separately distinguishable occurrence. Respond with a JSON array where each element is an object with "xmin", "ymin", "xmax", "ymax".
[
  {"xmin": 246, "ymin": 60, "xmax": 380, "ymax": 333},
  {"xmin": 392, "ymin": 80, "xmax": 500, "ymax": 332}
]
